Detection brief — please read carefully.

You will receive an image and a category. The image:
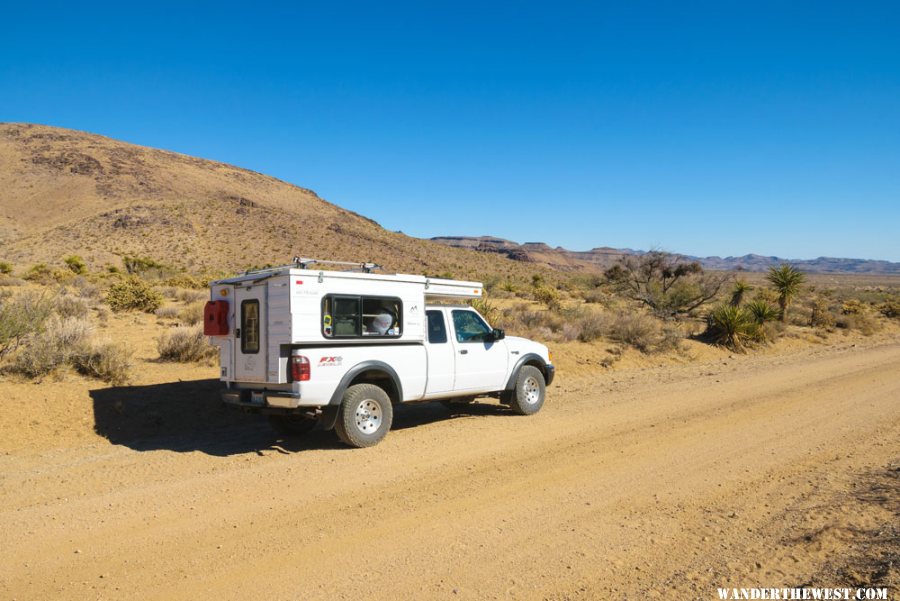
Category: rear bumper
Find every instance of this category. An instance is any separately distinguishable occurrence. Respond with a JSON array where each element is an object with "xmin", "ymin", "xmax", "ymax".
[
  {"xmin": 222, "ymin": 389, "xmax": 302, "ymax": 410},
  {"xmin": 544, "ymin": 364, "xmax": 556, "ymax": 386}
]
